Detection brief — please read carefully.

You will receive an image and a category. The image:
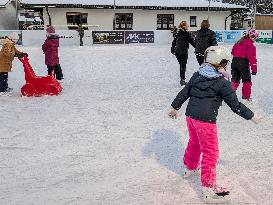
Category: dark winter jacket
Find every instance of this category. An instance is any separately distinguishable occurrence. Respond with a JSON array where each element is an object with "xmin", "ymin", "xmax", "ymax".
[
  {"xmin": 171, "ymin": 28, "xmax": 195, "ymax": 55},
  {"xmin": 194, "ymin": 28, "xmax": 217, "ymax": 54},
  {"xmin": 171, "ymin": 66, "xmax": 254, "ymax": 123},
  {"xmin": 42, "ymin": 34, "xmax": 60, "ymax": 67}
]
